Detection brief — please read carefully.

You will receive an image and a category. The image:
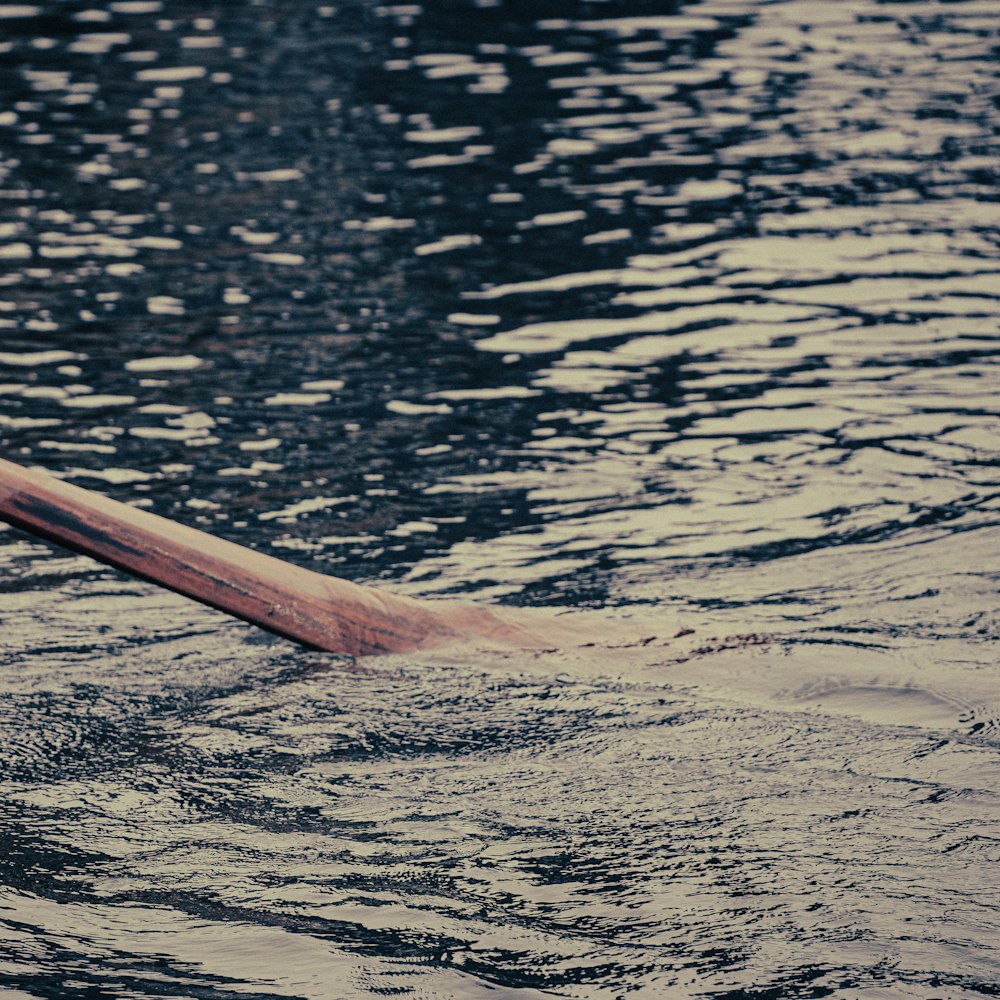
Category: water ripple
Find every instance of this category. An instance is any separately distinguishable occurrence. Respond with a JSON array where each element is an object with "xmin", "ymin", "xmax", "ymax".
[{"xmin": 1, "ymin": 0, "xmax": 999, "ymax": 995}]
